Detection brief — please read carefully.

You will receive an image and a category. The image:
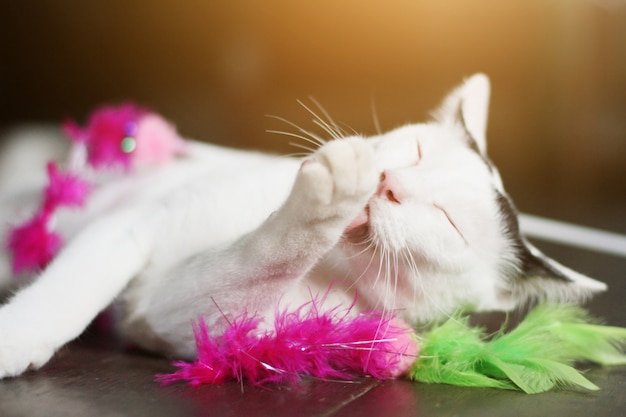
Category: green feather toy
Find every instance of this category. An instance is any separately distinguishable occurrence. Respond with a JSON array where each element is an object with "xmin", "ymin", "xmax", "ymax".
[{"xmin": 408, "ymin": 304, "xmax": 626, "ymax": 394}]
